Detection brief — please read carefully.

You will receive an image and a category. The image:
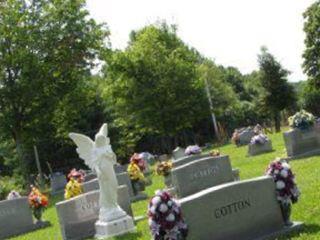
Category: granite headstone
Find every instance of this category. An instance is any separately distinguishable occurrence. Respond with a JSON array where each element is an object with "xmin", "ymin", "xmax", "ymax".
[
  {"xmin": 171, "ymin": 155, "xmax": 234, "ymax": 198},
  {"xmin": 179, "ymin": 176, "xmax": 302, "ymax": 240},
  {"xmin": 248, "ymin": 140, "xmax": 273, "ymax": 156},
  {"xmin": 283, "ymin": 127, "xmax": 320, "ymax": 159}
]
